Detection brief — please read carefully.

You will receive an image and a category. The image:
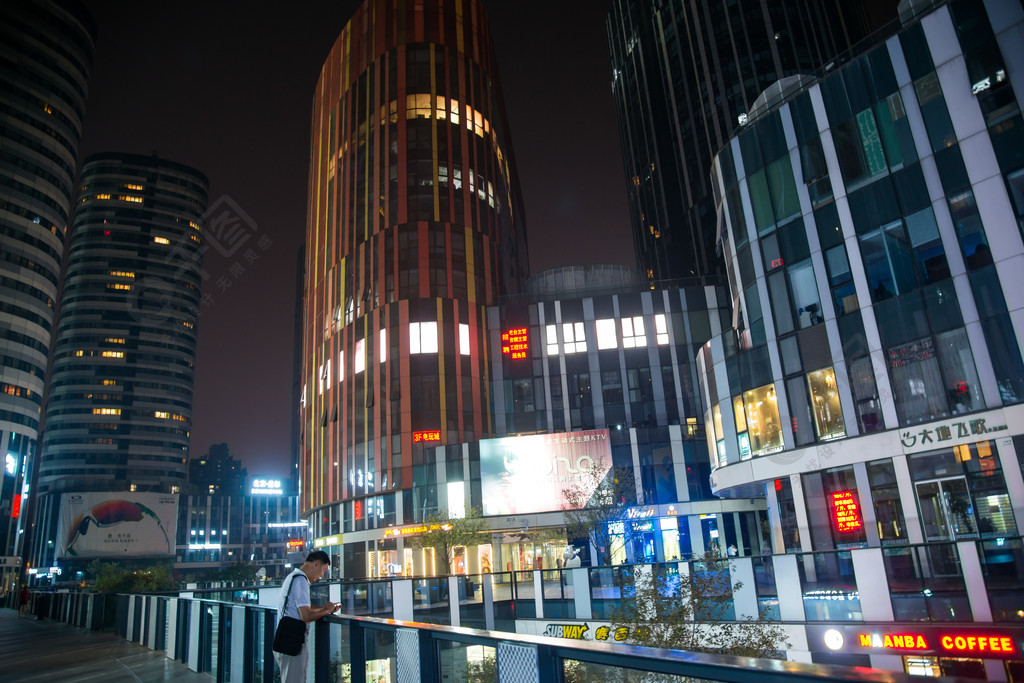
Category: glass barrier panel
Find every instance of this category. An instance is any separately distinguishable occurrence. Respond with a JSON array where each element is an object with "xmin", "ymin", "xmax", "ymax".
[
  {"xmin": 979, "ymin": 537, "xmax": 1024, "ymax": 622},
  {"xmin": 437, "ymin": 640, "xmax": 495, "ymax": 682},
  {"xmin": 797, "ymin": 550, "xmax": 862, "ymax": 620},
  {"xmin": 364, "ymin": 627, "xmax": 395, "ymax": 682}
]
